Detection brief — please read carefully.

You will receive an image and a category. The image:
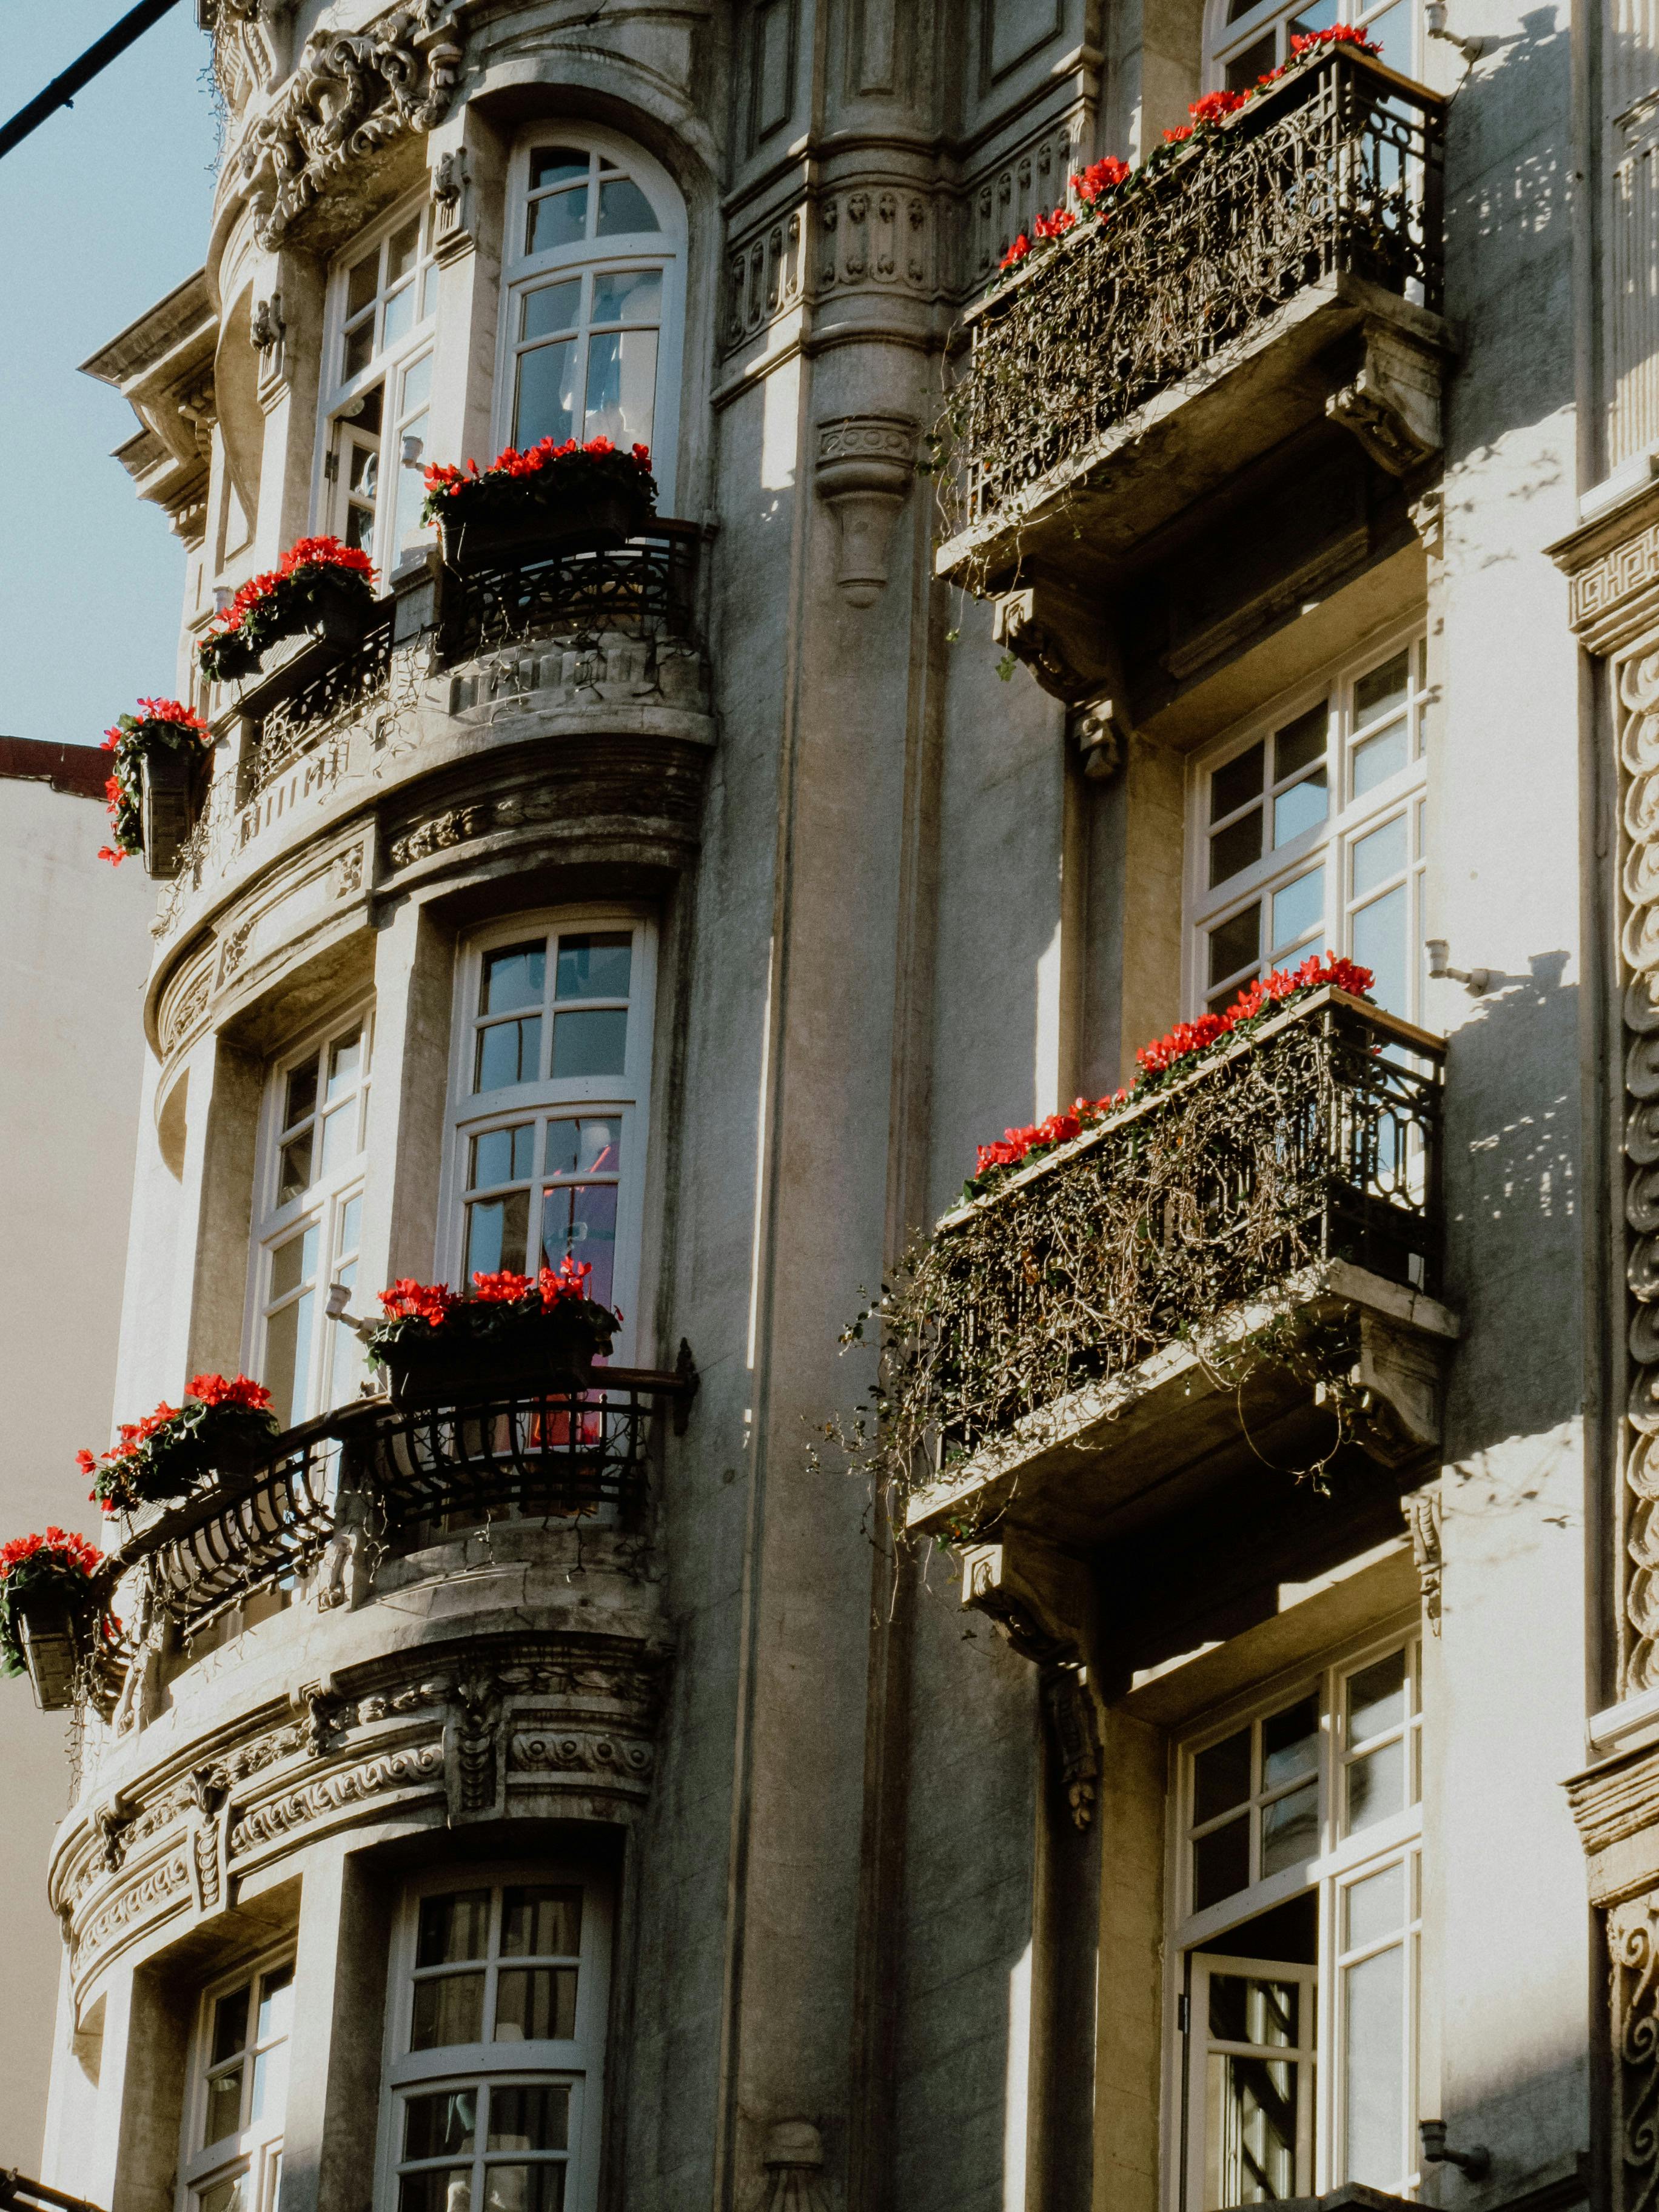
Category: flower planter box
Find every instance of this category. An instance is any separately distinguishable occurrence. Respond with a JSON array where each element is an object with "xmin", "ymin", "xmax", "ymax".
[
  {"xmin": 139, "ymin": 745, "xmax": 204, "ymax": 880},
  {"xmin": 230, "ymin": 572, "xmax": 372, "ymax": 685},
  {"xmin": 16, "ymin": 1590, "xmax": 92, "ymax": 1712},
  {"xmin": 438, "ymin": 486, "xmax": 654, "ymax": 572},
  {"xmin": 378, "ymin": 1299, "xmax": 618, "ymax": 1410}
]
